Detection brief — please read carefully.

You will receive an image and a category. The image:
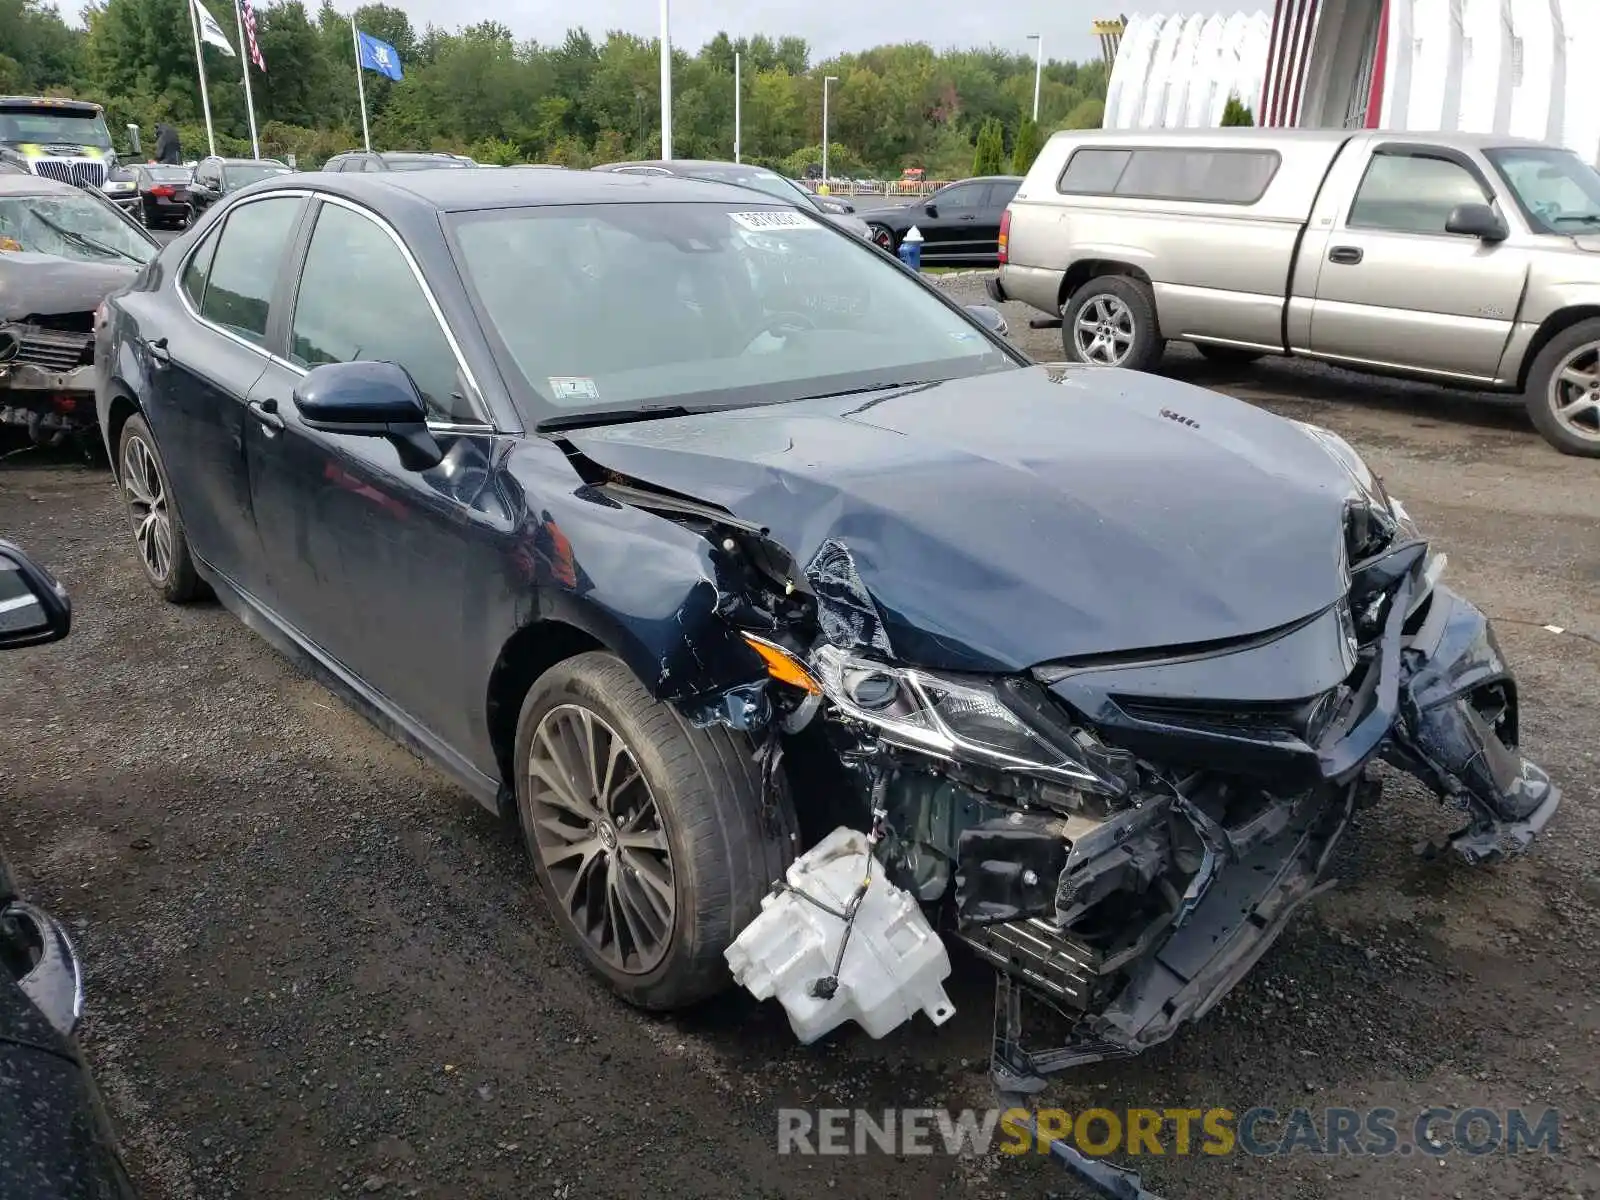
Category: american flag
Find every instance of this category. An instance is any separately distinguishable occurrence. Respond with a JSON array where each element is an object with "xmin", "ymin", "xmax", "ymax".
[{"xmin": 240, "ymin": 0, "xmax": 266, "ymax": 72}]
